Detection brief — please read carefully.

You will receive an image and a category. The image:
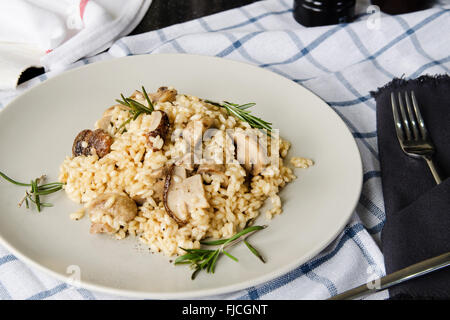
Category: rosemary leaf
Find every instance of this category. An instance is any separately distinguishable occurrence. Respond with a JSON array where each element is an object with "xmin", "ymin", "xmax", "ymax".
[
  {"xmin": 206, "ymin": 100, "xmax": 272, "ymax": 132},
  {"xmin": 39, "ymin": 203, "xmax": 54, "ymax": 207},
  {"xmin": 191, "ymin": 267, "xmax": 201, "ymax": 280},
  {"xmin": 200, "ymin": 251, "xmax": 217, "ymax": 270},
  {"xmin": 244, "ymin": 240, "xmax": 266, "ymax": 263},
  {"xmin": 200, "ymin": 239, "xmax": 228, "ymax": 246},
  {"xmin": 31, "ymin": 179, "xmax": 40, "ymax": 212},
  {"xmin": 222, "ymin": 225, "xmax": 266, "ymax": 247},
  {"xmin": 209, "ymin": 250, "xmax": 220, "ymax": 273},
  {"xmin": 174, "ymin": 253, "xmax": 200, "ymax": 264},
  {"xmin": 222, "ymin": 250, "xmax": 238, "ymax": 262},
  {"xmin": 126, "ymin": 98, "xmax": 153, "ymax": 114},
  {"xmin": 115, "ymin": 99, "xmax": 129, "ymax": 107},
  {"xmin": 37, "ymin": 183, "xmax": 64, "ymax": 190},
  {"xmin": 0, "ymin": 171, "xmax": 31, "ymax": 187},
  {"xmin": 118, "ymin": 118, "xmax": 132, "ymax": 132},
  {"xmin": 120, "ymin": 94, "xmax": 130, "ymax": 106},
  {"xmin": 237, "ymin": 103, "xmax": 256, "ymax": 110},
  {"xmin": 179, "ymin": 248, "xmax": 215, "ymax": 254},
  {"xmin": 34, "ymin": 186, "xmax": 63, "ymax": 196},
  {"xmin": 141, "ymin": 86, "xmax": 154, "ymax": 112}
]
